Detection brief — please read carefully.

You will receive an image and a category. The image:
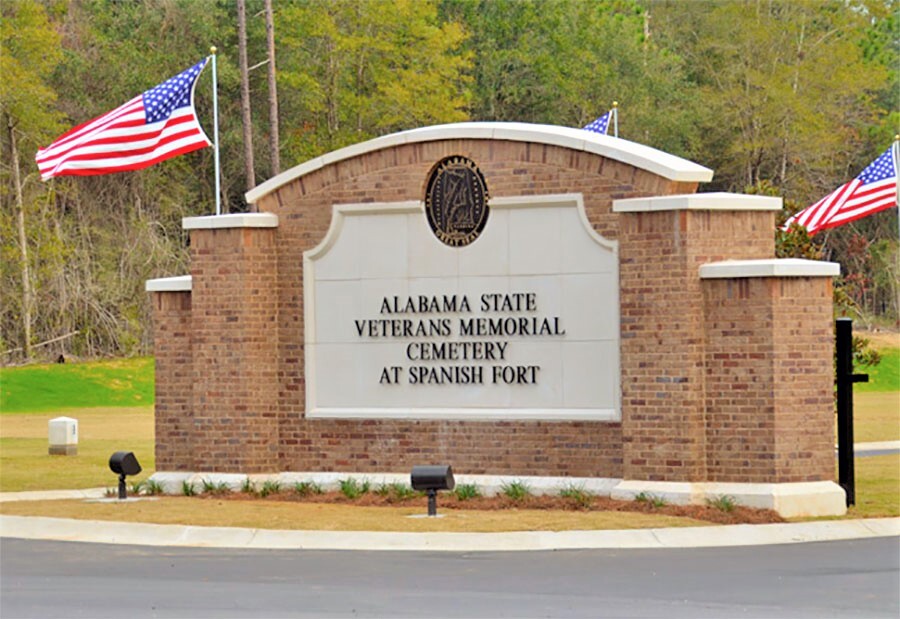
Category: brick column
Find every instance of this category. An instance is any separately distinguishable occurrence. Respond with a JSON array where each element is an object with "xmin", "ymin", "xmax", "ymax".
[
  {"xmin": 147, "ymin": 276, "xmax": 193, "ymax": 471},
  {"xmin": 184, "ymin": 213, "xmax": 280, "ymax": 473},
  {"xmin": 701, "ymin": 259, "xmax": 839, "ymax": 482},
  {"xmin": 613, "ymin": 193, "xmax": 780, "ymax": 481}
]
